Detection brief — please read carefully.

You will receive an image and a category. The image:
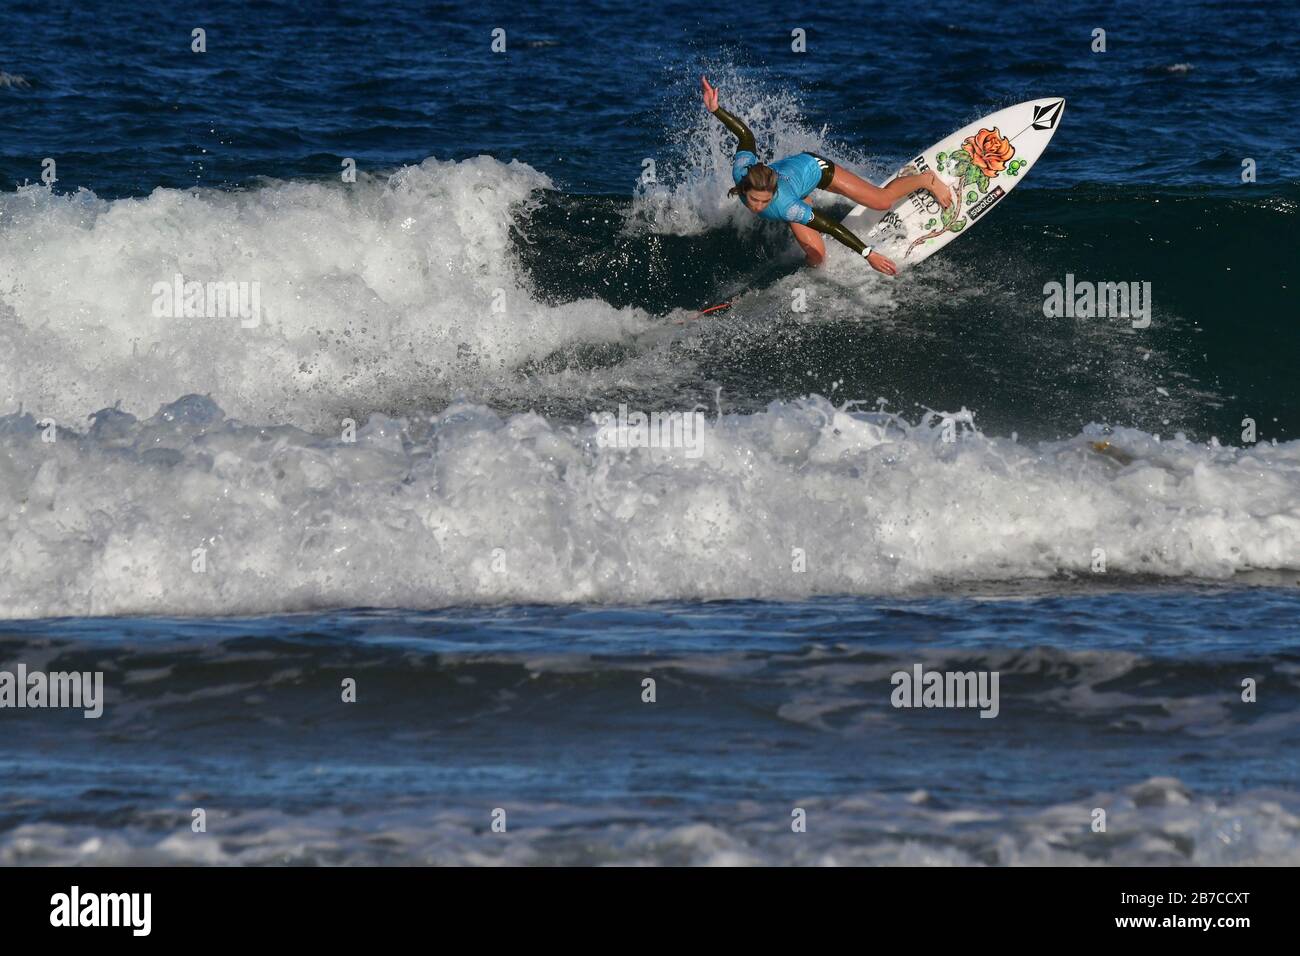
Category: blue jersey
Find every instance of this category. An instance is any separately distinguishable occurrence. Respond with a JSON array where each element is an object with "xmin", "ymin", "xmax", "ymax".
[{"xmin": 732, "ymin": 151, "xmax": 824, "ymax": 224}]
